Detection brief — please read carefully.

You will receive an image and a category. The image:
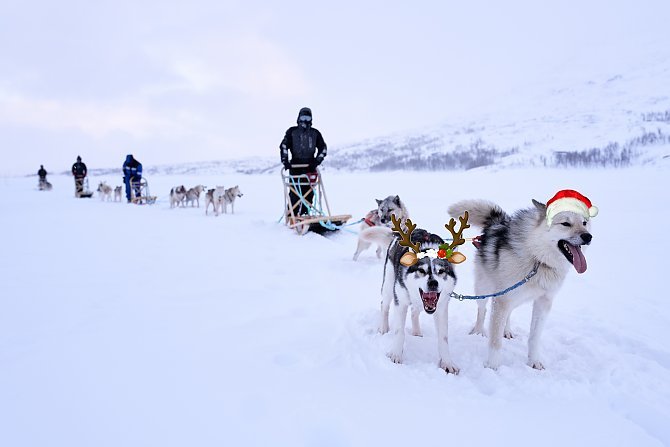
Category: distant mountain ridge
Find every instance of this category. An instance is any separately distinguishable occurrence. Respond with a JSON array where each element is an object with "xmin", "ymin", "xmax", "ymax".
[{"xmin": 51, "ymin": 56, "xmax": 670, "ymax": 176}]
